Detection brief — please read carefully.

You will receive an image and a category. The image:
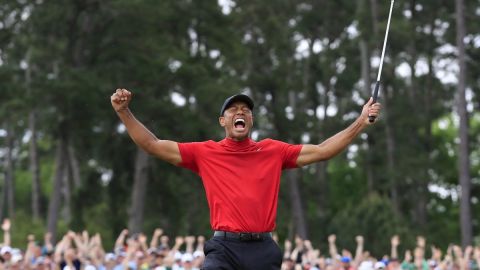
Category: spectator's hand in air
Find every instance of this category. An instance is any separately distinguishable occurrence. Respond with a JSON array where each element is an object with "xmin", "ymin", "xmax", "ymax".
[
  {"xmin": 284, "ymin": 240, "xmax": 292, "ymax": 251},
  {"xmin": 391, "ymin": 235, "xmax": 399, "ymax": 247},
  {"xmin": 328, "ymin": 234, "xmax": 336, "ymax": 244},
  {"xmin": 1, "ymin": 219, "xmax": 10, "ymax": 231},
  {"xmin": 416, "ymin": 236, "xmax": 426, "ymax": 248},
  {"xmin": 185, "ymin": 236, "xmax": 195, "ymax": 245},
  {"xmin": 356, "ymin": 235, "xmax": 364, "ymax": 245},
  {"xmin": 175, "ymin": 236, "xmax": 185, "ymax": 247},
  {"xmin": 154, "ymin": 228, "xmax": 163, "ymax": 237},
  {"xmin": 139, "ymin": 233, "xmax": 147, "ymax": 245}
]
